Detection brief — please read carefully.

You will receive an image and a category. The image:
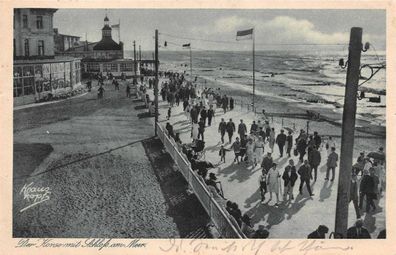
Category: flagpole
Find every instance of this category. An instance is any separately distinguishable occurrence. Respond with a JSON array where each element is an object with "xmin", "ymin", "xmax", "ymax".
[
  {"xmin": 190, "ymin": 46, "xmax": 193, "ymax": 81},
  {"xmin": 252, "ymin": 28, "xmax": 255, "ymax": 110},
  {"xmin": 119, "ymin": 19, "xmax": 121, "ymax": 43}
]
